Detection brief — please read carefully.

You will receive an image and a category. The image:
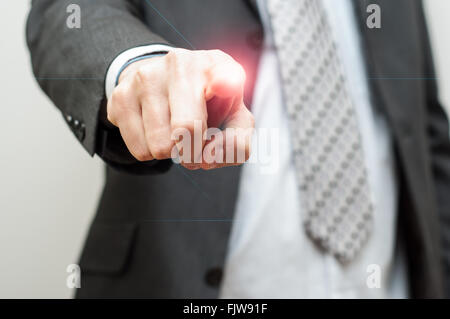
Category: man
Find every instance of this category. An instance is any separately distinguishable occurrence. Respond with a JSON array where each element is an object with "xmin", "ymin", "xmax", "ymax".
[{"xmin": 27, "ymin": 0, "xmax": 450, "ymax": 298}]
